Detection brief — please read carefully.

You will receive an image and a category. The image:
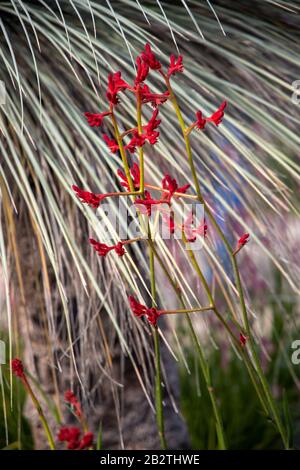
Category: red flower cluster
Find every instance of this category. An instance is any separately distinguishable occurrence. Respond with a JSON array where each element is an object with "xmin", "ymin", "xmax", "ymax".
[
  {"xmin": 72, "ymin": 185, "xmax": 106, "ymax": 209},
  {"xmin": 129, "ymin": 296, "xmax": 161, "ymax": 326},
  {"xmin": 118, "ymin": 163, "xmax": 140, "ymax": 190},
  {"xmin": 141, "ymin": 43, "xmax": 161, "ymax": 70},
  {"xmin": 11, "ymin": 358, "xmax": 25, "ymax": 378},
  {"xmin": 195, "ymin": 101, "xmax": 227, "ymax": 130},
  {"xmin": 58, "ymin": 426, "xmax": 93, "ymax": 450},
  {"xmin": 64, "ymin": 390, "xmax": 82, "ymax": 418},
  {"xmin": 90, "ymin": 238, "xmax": 126, "ymax": 257}
]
